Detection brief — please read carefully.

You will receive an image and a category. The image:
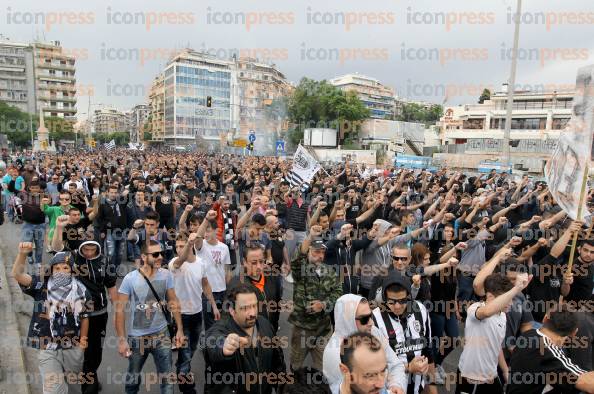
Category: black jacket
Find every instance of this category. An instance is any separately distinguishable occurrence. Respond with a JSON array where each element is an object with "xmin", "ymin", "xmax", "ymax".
[
  {"xmin": 227, "ymin": 271, "xmax": 282, "ymax": 333},
  {"xmin": 204, "ymin": 316, "xmax": 286, "ymax": 394},
  {"xmin": 71, "ymin": 240, "xmax": 117, "ymax": 314},
  {"xmin": 98, "ymin": 198, "xmax": 128, "ymax": 232}
]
